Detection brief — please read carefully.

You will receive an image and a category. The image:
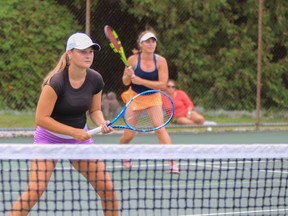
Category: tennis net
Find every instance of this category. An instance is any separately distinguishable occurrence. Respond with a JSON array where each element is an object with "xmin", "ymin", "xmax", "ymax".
[{"xmin": 1, "ymin": 144, "xmax": 288, "ymax": 216}]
